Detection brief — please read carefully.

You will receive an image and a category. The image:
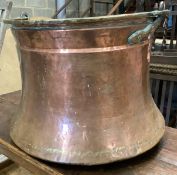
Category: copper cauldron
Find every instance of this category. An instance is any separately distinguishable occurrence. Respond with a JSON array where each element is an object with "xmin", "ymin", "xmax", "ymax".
[{"xmin": 5, "ymin": 11, "xmax": 168, "ymax": 165}]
